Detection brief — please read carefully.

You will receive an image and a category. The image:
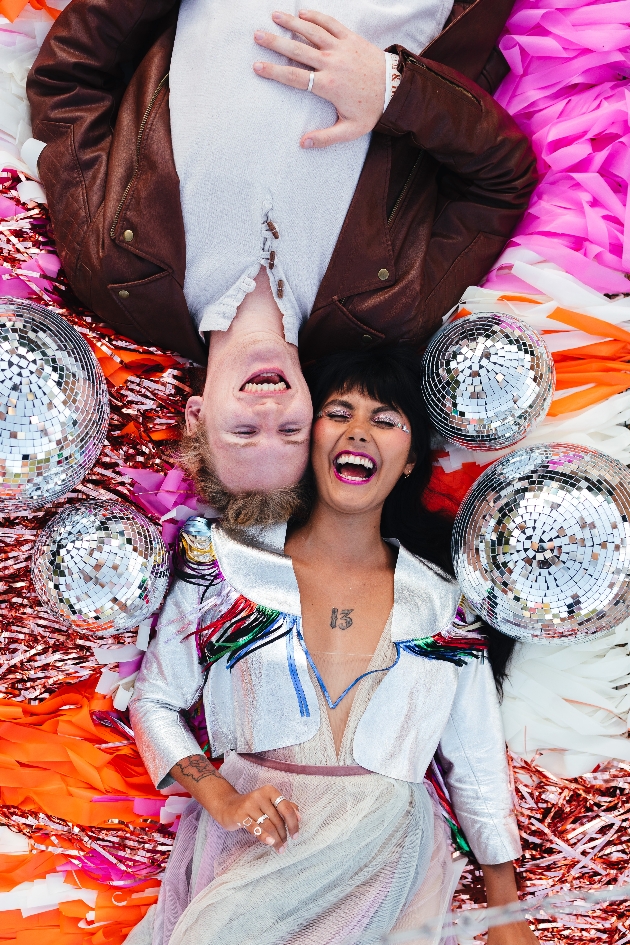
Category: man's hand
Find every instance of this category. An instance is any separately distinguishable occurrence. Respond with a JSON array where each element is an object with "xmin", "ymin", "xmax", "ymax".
[{"xmin": 253, "ymin": 10, "xmax": 385, "ymax": 149}]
